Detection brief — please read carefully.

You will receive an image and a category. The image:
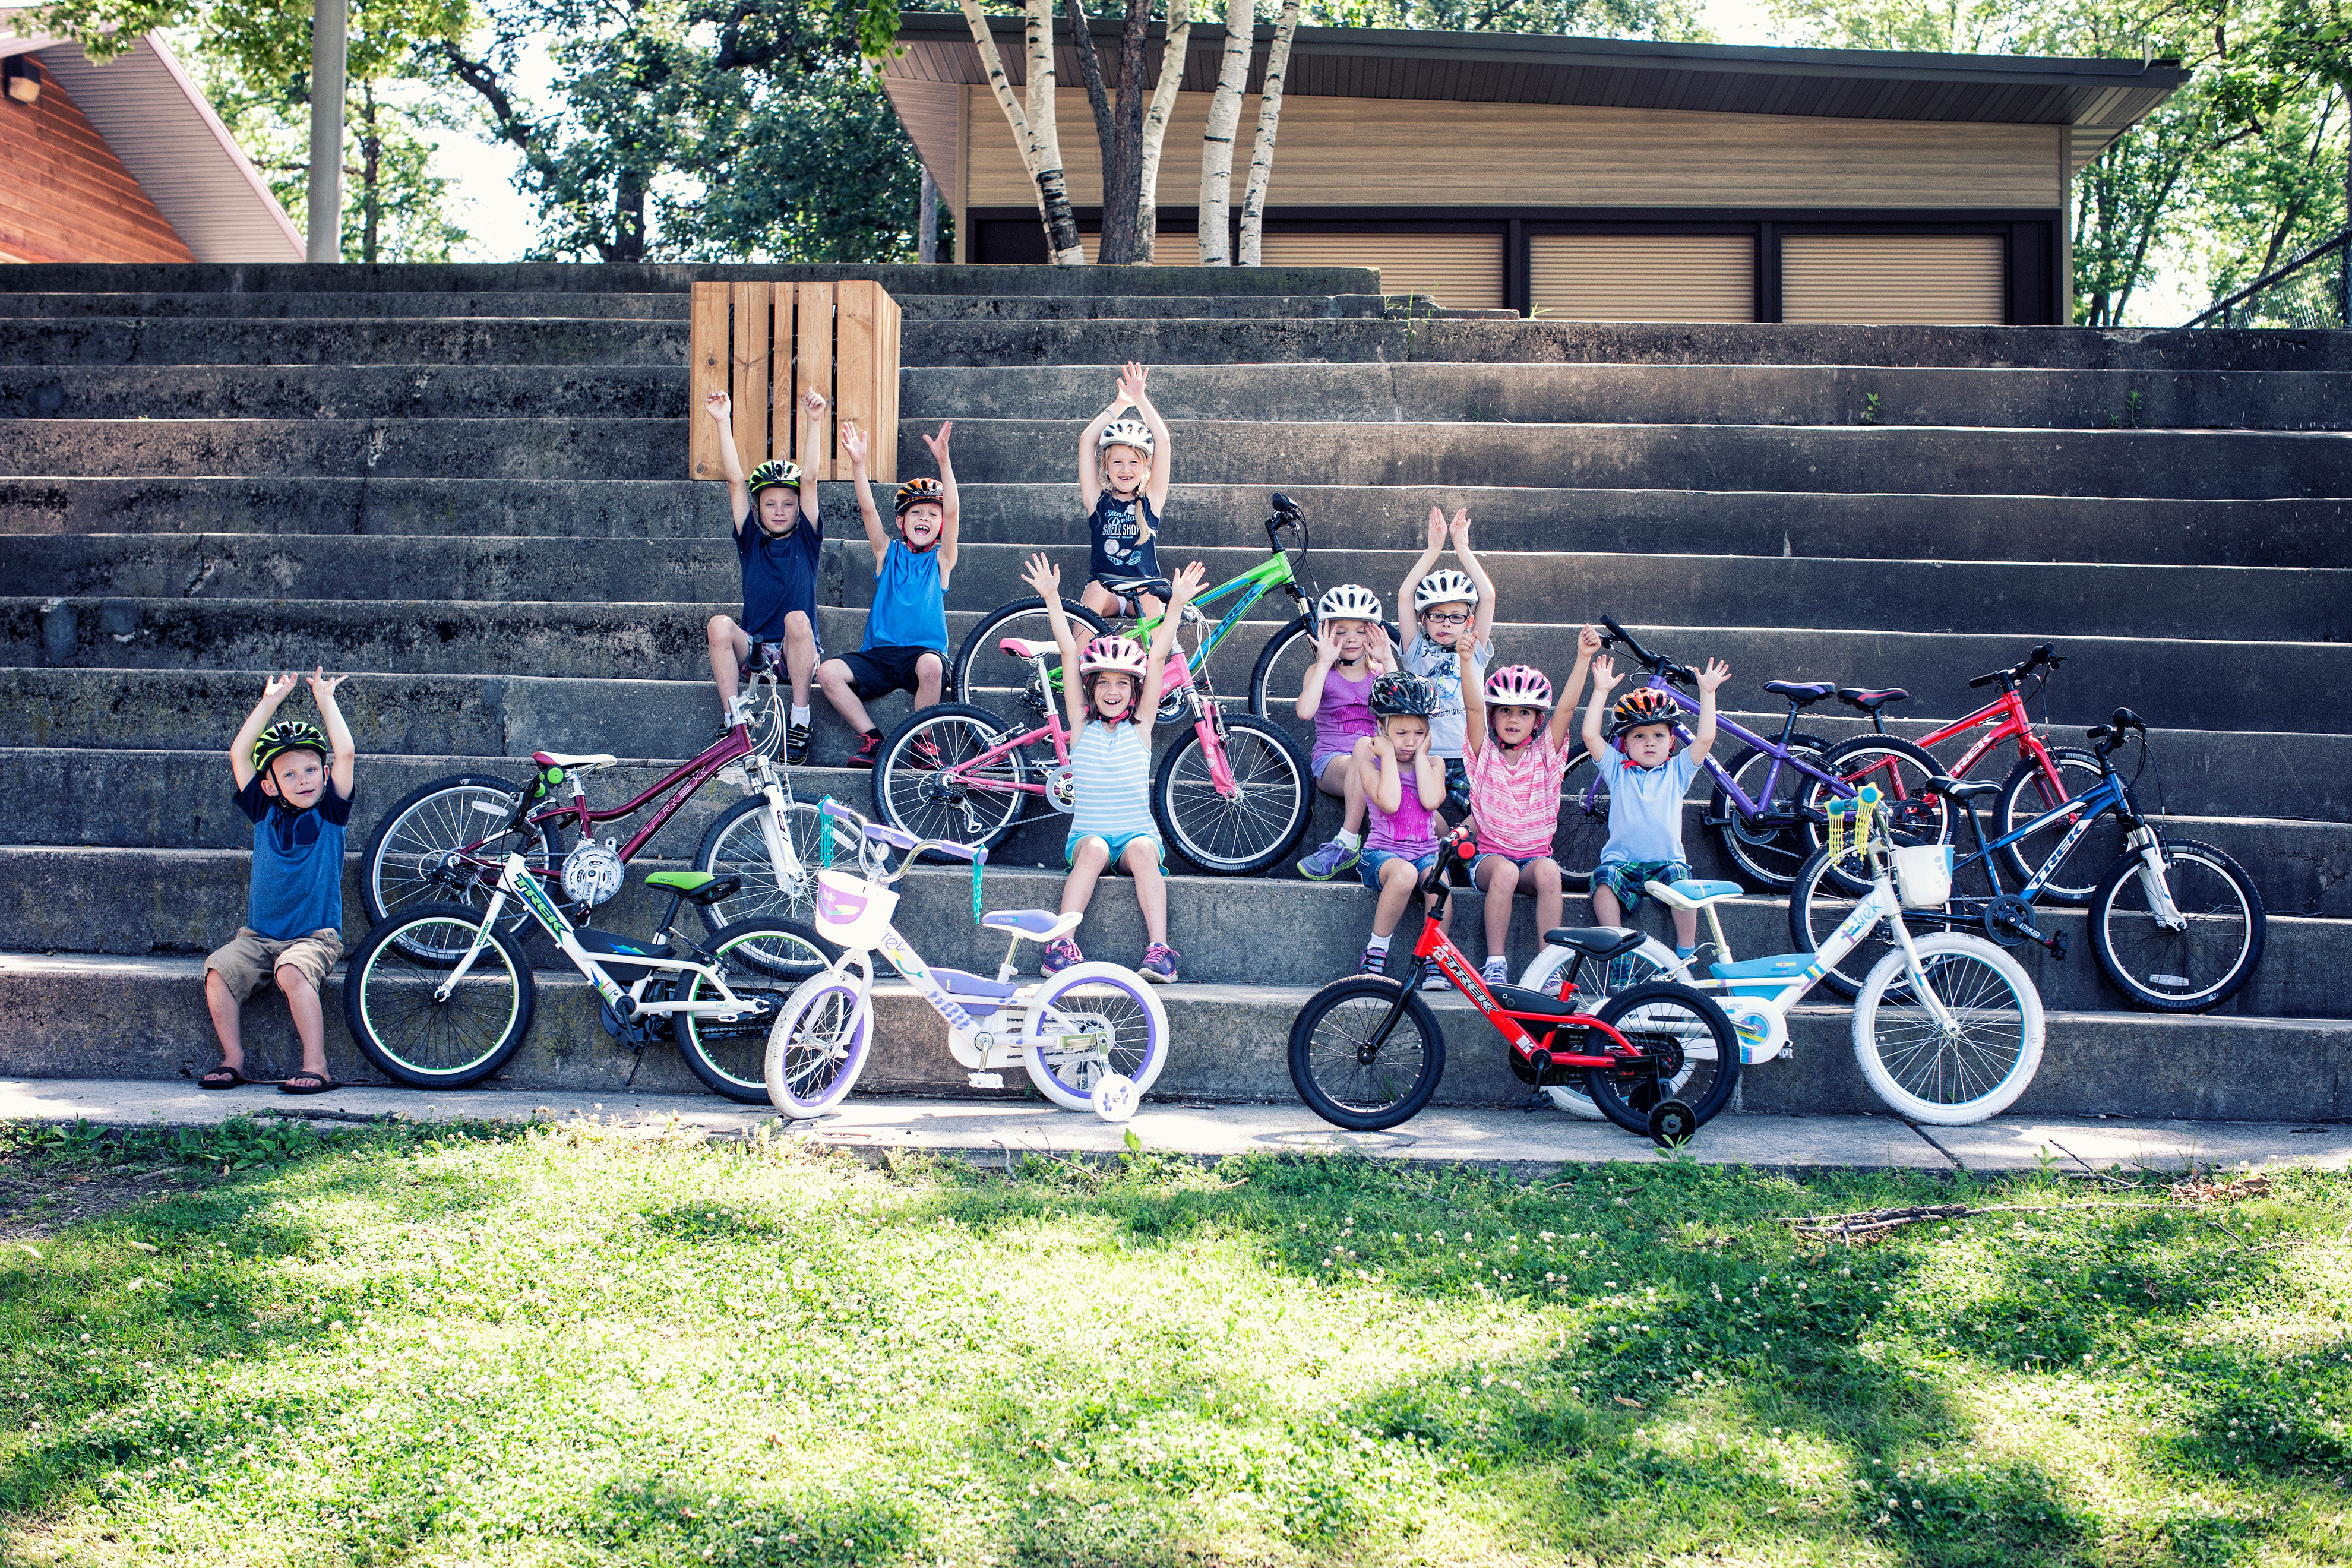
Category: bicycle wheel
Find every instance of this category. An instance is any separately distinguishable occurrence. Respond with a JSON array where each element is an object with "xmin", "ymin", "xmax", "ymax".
[
  {"xmin": 1517, "ymin": 939, "xmax": 1686, "ymax": 1118},
  {"xmin": 1851, "ymin": 933, "xmax": 2042, "ymax": 1123},
  {"xmin": 1787, "ymin": 843, "xmax": 1910, "ymax": 1001},
  {"xmin": 1800, "ymin": 735, "xmax": 1949, "ymax": 894},
  {"xmin": 872, "ymin": 703, "xmax": 1032, "ymax": 856},
  {"xmin": 693, "ymin": 794, "xmax": 826, "ymax": 935},
  {"xmin": 362, "ymin": 773, "xmax": 567, "ymax": 953},
  {"xmin": 1995, "ymin": 748, "xmax": 2116, "ymax": 905},
  {"xmin": 1554, "ymin": 747, "xmax": 1611, "ymax": 888},
  {"xmin": 676, "ymin": 918, "xmax": 835, "ymax": 1102},
  {"xmin": 2091, "ymin": 837, "xmax": 2265, "ymax": 1012},
  {"xmin": 342, "ymin": 905, "xmax": 535, "ymax": 1089},
  {"xmin": 764, "ymin": 974, "xmax": 872, "ymax": 1115},
  {"xmin": 1582, "ymin": 983, "xmax": 1739, "ymax": 1137},
  {"xmin": 1710, "ymin": 732, "xmax": 1833, "ymax": 890},
  {"xmin": 1022, "ymin": 962, "xmax": 1170, "ymax": 1111},
  {"xmin": 950, "ymin": 597, "xmax": 1110, "ymax": 716},
  {"xmin": 1152, "ymin": 712, "xmax": 1312, "ymax": 875},
  {"xmin": 1247, "ymin": 615, "xmax": 1321, "ymax": 749},
  {"xmin": 1287, "ymin": 976, "xmax": 1444, "ymax": 1131}
]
